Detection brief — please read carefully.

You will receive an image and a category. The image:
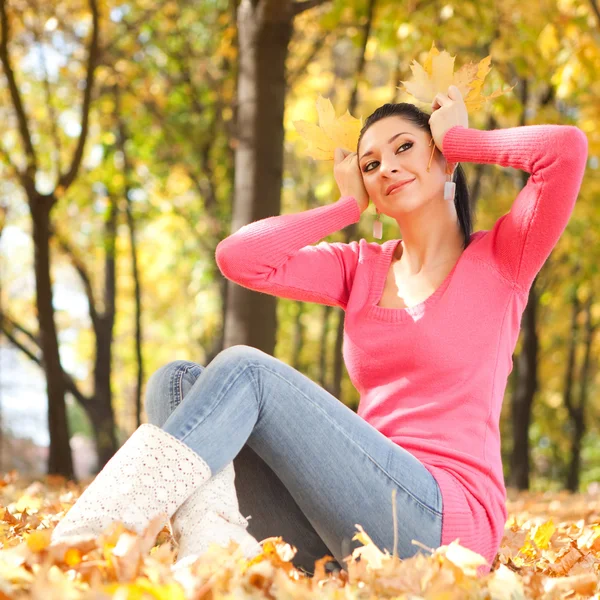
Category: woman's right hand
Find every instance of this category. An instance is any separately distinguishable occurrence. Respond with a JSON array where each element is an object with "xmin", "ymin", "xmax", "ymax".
[{"xmin": 333, "ymin": 148, "xmax": 370, "ymax": 215}]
